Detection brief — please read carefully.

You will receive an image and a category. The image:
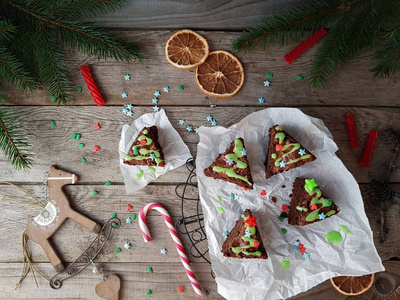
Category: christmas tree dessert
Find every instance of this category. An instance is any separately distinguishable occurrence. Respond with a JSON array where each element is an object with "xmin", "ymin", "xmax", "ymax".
[
  {"xmin": 288, "ymin": 178, "xmax": 340, "ymax": 226},
  {"xmin": 123, "ymin": 126, "xmax": 166, "ymax": 167},
  {"xmin": 265, "ymin": 125, "xmax": 316, "ymax": 179},
  {"xmin": 221, "ymin": 209, "xmax": 268, "ymax": 259},
  {"xmin": 204, "ymin": 138, "xmax": 253, "ymax": 189}
]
